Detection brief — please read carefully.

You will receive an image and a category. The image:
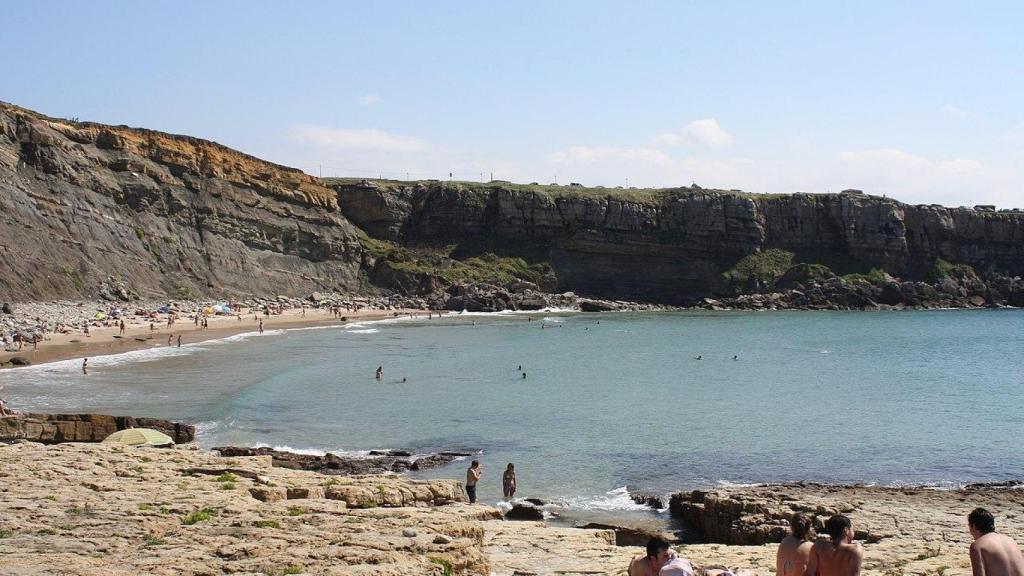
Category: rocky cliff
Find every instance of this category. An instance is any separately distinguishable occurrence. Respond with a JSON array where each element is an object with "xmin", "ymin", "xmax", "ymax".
[
  {"xmin": 334, "ymin": 179, "xmax": 1024, "ymax": 304},
  {"xmin": 0, "ymin": 102, "xmax": 363, "ymax": 301},
  {"xmin": 3, "ymin": 100, "xmax": 1022, "ymax": 307}
]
